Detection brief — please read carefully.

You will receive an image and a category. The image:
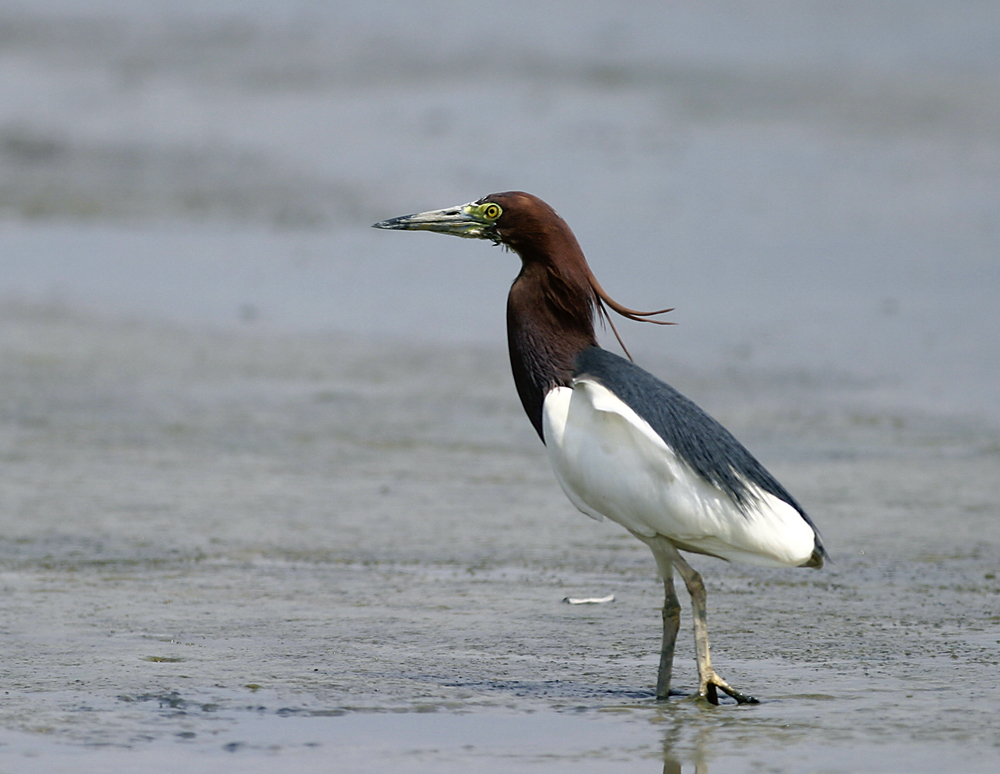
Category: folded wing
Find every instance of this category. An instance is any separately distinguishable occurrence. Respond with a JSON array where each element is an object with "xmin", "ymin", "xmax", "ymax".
[{"xmin": 542, "ymin": 348, "xmax": 823, "ymax": 568}]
